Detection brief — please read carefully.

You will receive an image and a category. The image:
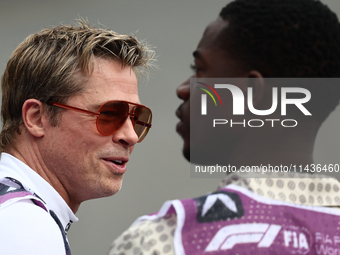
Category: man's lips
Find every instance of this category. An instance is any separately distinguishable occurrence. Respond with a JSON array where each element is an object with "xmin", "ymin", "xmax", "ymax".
[
  {"xmin": 176, "ymin": 105, "xmax": 186, "ymax": 134},
  {"xmin": 102, "ymin": 157, "xmax": 129, "ymax": 174},
  {"xmin": 176, "ymin": 103, "xmax": 183, "ymax": 120}
]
